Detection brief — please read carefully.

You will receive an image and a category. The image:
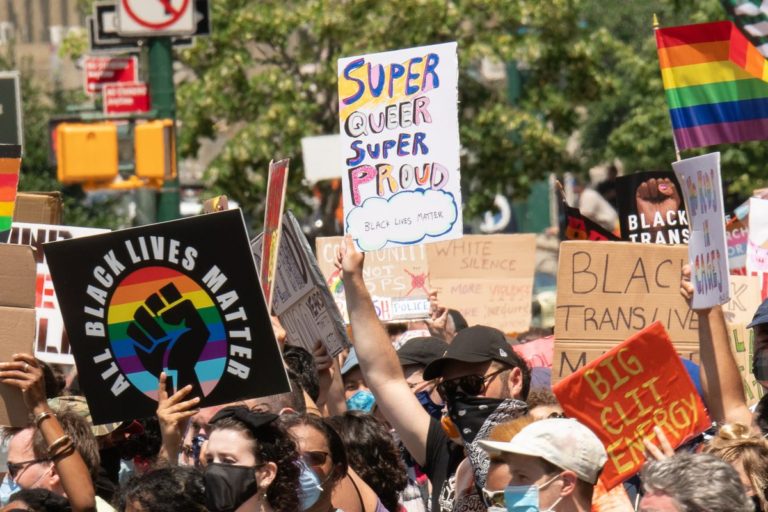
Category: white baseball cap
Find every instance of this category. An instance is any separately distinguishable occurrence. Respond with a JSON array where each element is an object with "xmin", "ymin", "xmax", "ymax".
[{"xmin": 478, "ymin": 418, "xmax": 607, "ymax": 485}]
